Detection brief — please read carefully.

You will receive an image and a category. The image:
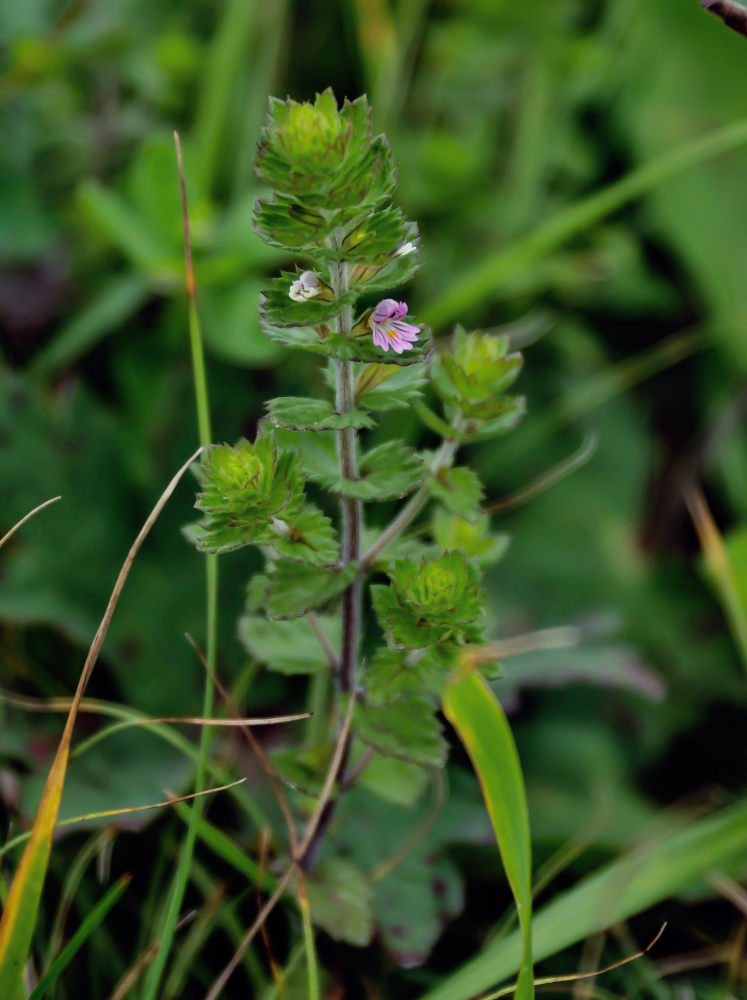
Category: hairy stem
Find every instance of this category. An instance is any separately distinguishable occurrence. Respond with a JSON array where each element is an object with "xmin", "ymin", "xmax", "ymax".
[{"xmin": 301, "ymin": 250, "xmax": 362, "ymax": 870}]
